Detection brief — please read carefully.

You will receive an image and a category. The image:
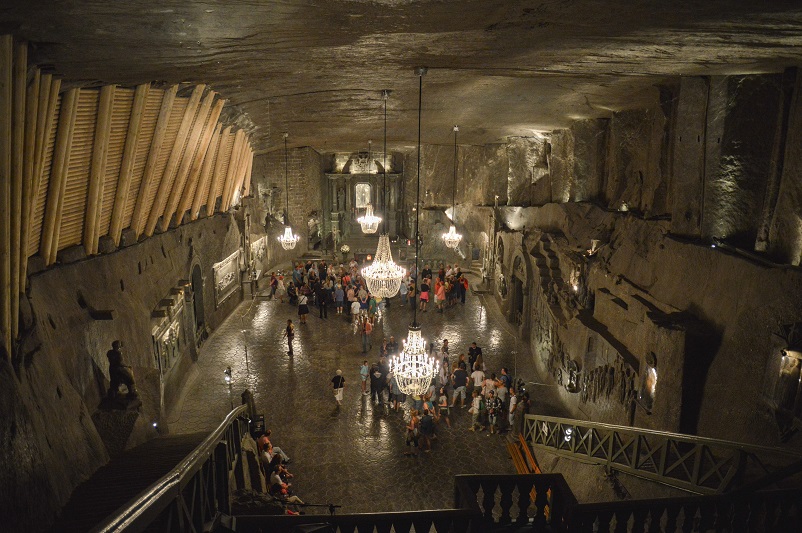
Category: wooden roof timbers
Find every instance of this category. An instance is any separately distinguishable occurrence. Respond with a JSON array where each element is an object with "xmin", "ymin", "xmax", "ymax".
[
  {"xmin": 83, "ymin": 85, "xmax": 115, "ymax": 256},
  {"xmin": 0, "ymin": 34, "xmax": 258, "ymax": 357},
  {"xmin": 131, "ymin": 85, "xmax": 176, "ymax": 237},
  {"xmin": 160, "ymin": 89, "xmax": 218, "ymax": 231},
  {"xmin": 176, "ymin": 98, "xmax": 225, "ymax": 225},
  {"xmin": 204, "ymin": 126, "xmax": 234, "ymax": 218},
  {"xmin": 109, "ymin": 83, "xmax": 149, "ymax": 246},
  {"xmin": 144, "ymin": 84, "xmax": 205, "ymax": 237},
  {"xmin": 189, "ymin": 122, "xmax": 222, "ymax": 221}
]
